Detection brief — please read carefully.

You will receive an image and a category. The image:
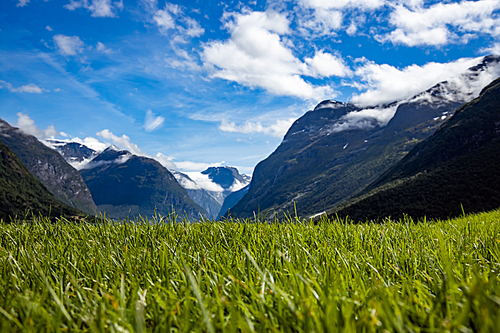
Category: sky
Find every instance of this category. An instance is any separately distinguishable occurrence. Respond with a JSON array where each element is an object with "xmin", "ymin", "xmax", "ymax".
[{"xmin": 1, "ymin": 0, "xmax": 500, "ymax": 175}]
